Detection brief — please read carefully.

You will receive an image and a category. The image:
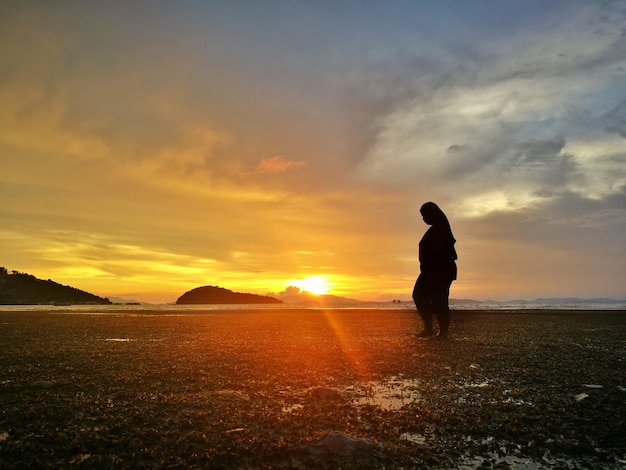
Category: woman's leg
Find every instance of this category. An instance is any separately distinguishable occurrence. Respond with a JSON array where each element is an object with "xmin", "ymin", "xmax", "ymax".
[
  {"xmin": 432, "ymin": 282, "xmax": 452, "ymax": 337},
  {"xmin": 412, "ymin": 276, "xmax": 434, "ymax": 336}
]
